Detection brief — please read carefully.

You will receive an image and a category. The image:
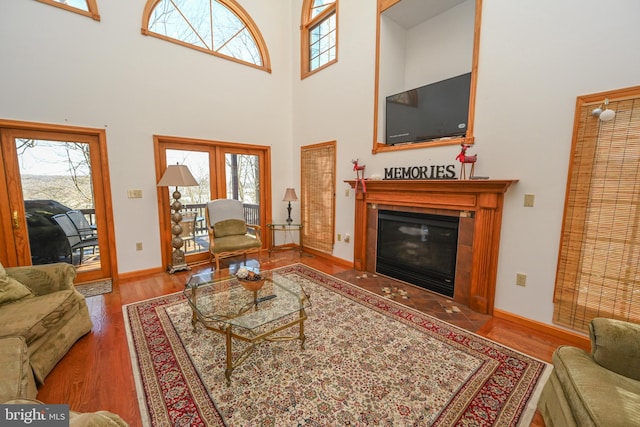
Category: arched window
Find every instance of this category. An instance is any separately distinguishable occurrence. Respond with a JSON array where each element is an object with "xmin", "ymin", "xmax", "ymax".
[
  {"xmin": 35, "ymin": 0, "xmax": 100, "ymax": 20},
  {"xmin": 141, "ymin": 0, "xmax": 271, "ymax": 73},
  {"xmin": 300, "ymin": 0, "xmax": 338, "ymax": 79}
]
